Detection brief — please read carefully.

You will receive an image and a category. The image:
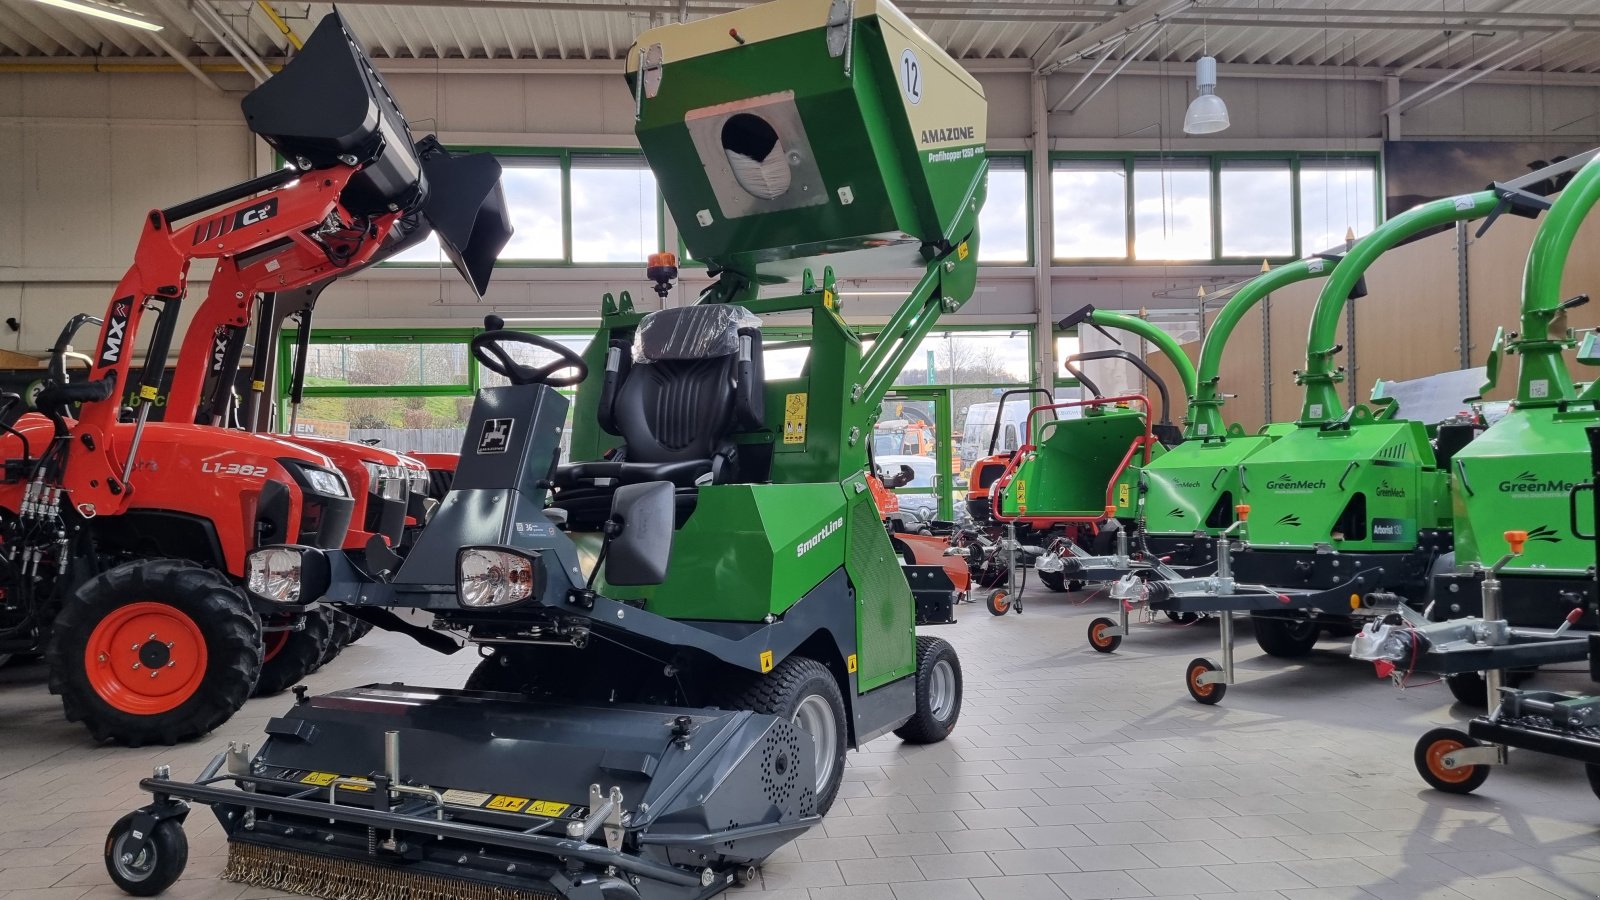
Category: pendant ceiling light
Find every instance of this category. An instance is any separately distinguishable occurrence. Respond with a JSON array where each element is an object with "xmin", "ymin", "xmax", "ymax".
[{"xmin": 1183, "ymin": 56, "xmax": 1229, "ymax": 134}]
